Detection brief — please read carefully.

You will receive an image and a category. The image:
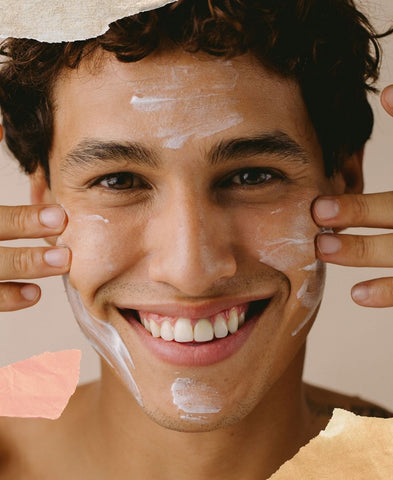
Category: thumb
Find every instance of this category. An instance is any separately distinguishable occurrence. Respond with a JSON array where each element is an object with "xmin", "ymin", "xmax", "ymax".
[{"xmin": 381, "ymin": 84, "xmax": 393, "ymax": 116}]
